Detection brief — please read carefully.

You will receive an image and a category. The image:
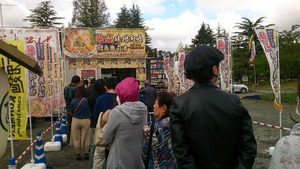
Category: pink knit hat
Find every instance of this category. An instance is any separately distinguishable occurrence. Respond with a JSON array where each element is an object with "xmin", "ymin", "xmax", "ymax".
[{"xmin": 116, "ymin": 77, "xmax": 140, "ymax": 104}]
